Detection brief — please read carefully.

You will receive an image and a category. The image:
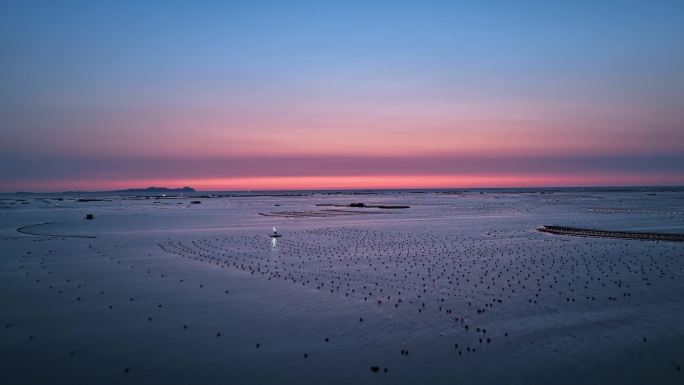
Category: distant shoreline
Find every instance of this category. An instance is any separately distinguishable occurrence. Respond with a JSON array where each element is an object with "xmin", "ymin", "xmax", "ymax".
[{"xmin": 3, "ymin": 185, "xmax": 683, "ymax": 196}]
